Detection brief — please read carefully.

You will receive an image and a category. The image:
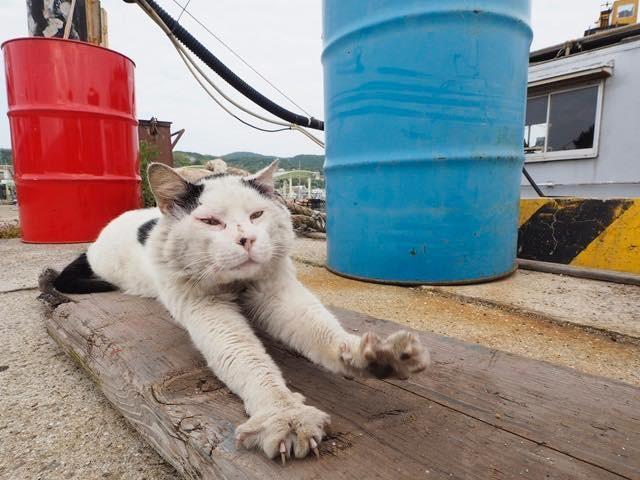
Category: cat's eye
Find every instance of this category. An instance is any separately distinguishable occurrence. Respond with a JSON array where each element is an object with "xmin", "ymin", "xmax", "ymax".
[
  {"xmin": 200, "ymin": 217, "xmax": 223, "ymax": 227},
  {"xmin": 250, "ymin": 211, "xmax": 264, "ymax": 221}
]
